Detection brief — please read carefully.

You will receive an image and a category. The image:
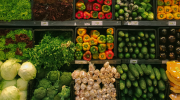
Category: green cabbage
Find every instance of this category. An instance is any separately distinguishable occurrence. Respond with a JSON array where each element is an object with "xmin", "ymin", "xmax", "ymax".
[
  {"xmin": 0, "ymin": 86, "xmax": 20, "ymax": 100},
  {"xmin": 17, "ymin": 78, "xmax": 28, "ymax": 91},
  {"xmin": 0, "ymin": 79, "xmax": 17, "ymax": 90}
]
